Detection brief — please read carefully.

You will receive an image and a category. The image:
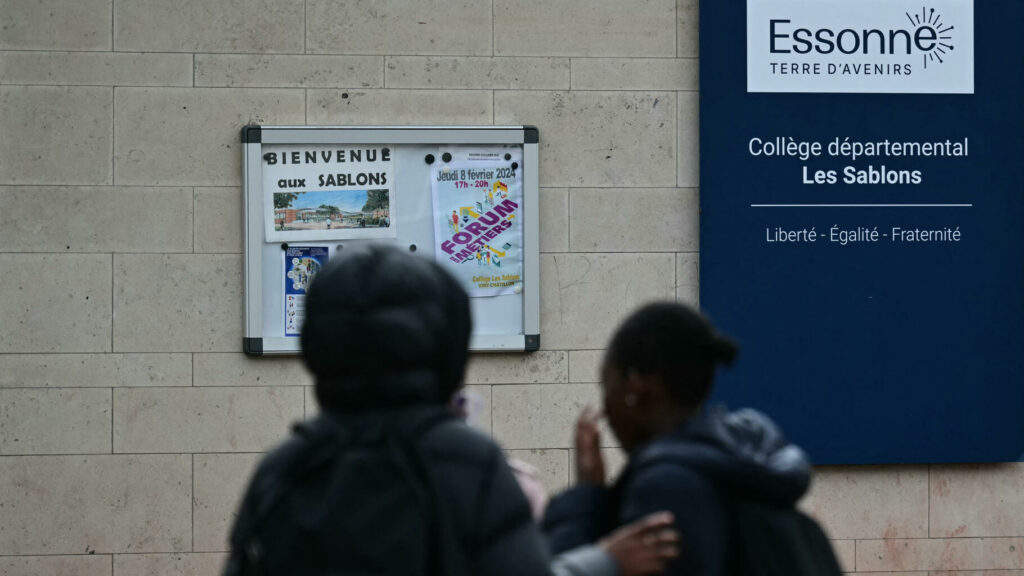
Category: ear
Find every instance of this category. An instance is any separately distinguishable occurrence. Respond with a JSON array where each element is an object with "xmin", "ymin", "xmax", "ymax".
[{"xmin": 626, "ymin": 369, "xmax": 666, "ymax": 405}]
